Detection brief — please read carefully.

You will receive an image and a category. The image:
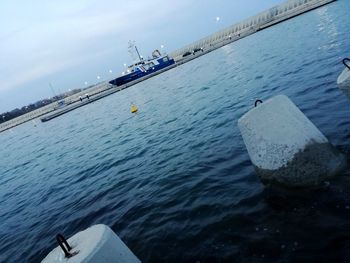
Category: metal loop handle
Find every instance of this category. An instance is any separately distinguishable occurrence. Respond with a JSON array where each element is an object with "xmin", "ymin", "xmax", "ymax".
[
  {"xmin": 255, "ymin": 99, "xmax": 263, "ymax": 107},
  {"xmin": 56, "ymin": 234, "xmax": 73, "ymax": 258},
  {"xmin": 343, "ymin": 58, "xmax": 350, "ymax": 71}
]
